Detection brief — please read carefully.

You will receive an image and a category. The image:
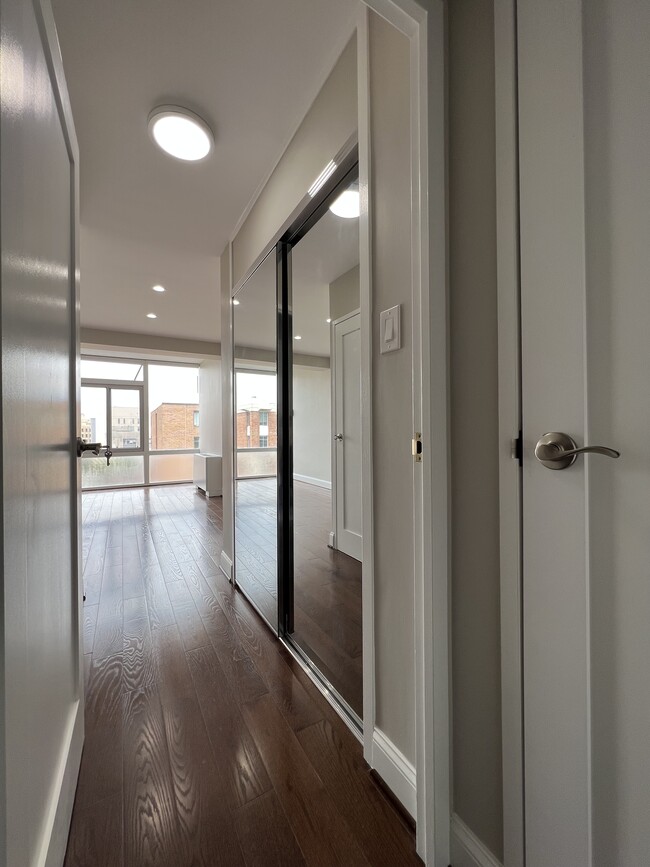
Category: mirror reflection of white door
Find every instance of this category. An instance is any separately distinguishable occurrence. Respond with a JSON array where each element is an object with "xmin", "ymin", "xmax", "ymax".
[
  {"xmin": 333, "ymin": 312, "xmax": 362, "ymax": 560},
  {"xmin": 515, "ymin": 1, "xmax": 650, "ymax": 864}
]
